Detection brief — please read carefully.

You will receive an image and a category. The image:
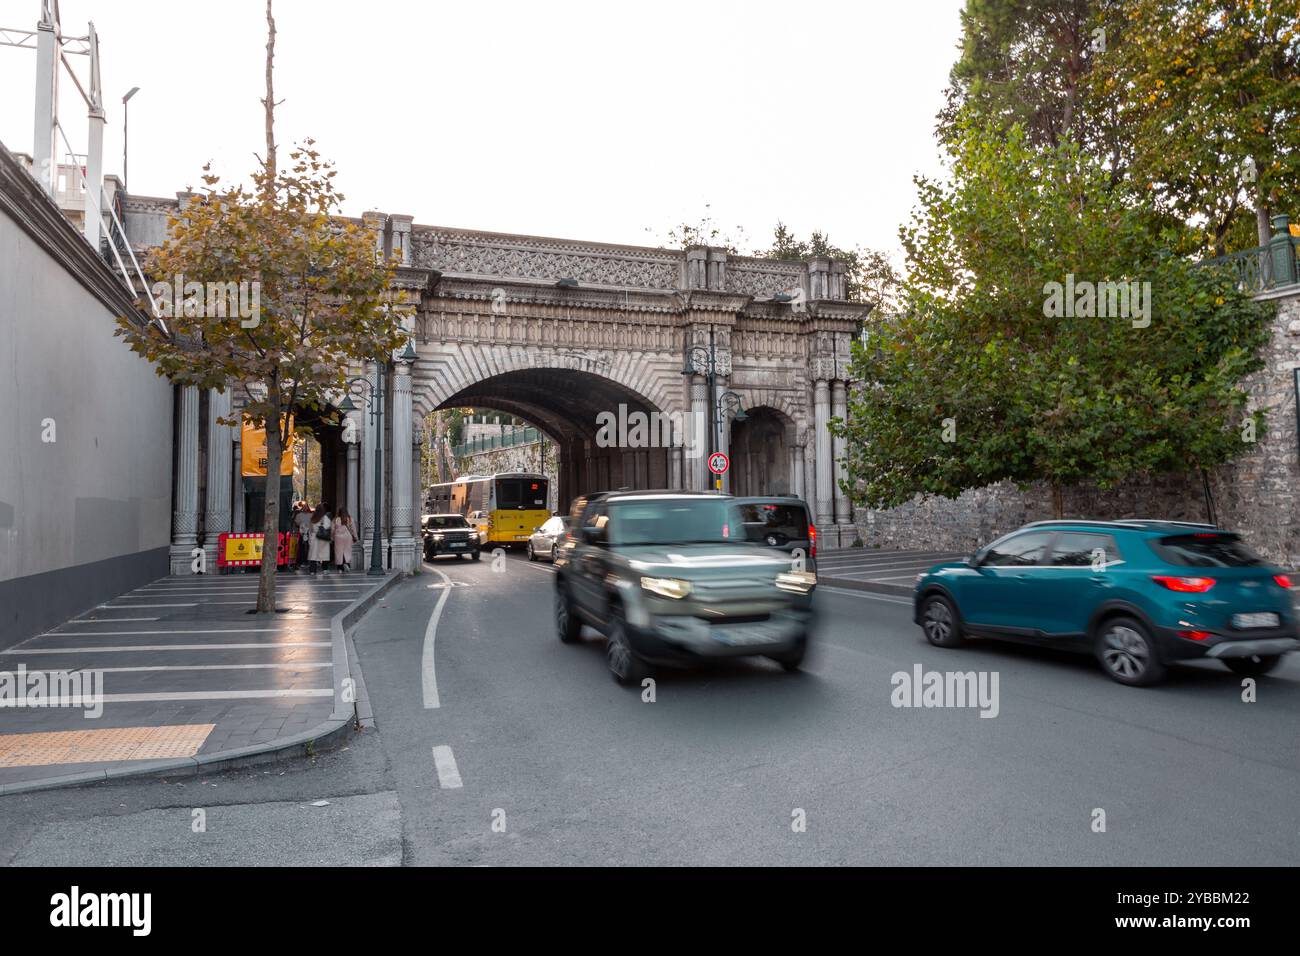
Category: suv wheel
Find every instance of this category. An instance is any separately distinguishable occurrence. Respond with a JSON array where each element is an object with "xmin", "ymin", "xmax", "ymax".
[
  {"xmin": 471, "ymin": 549, "xmax": 481, "ymax": 562},
  {"xmin": 920, "ymin": 593, "xmax": 963, "ymax": 648},
  {"xmin": 555, "ymin": 586, "xmax": 581, "ymax": 643},
  {"xmin": 605, "ymin": 611, "xmax": 649, "ymax": 685},
  {"xmin": 1223, "ymin": 654, "xmax": 1282, "ymax": 677},
  {"xmin": 1096, "ymin": 616, "xmax": 1166, "ymax": 686},
  {"xmin": 769, "ymin": 637, "xmax": 806, "ymax": 672}
]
